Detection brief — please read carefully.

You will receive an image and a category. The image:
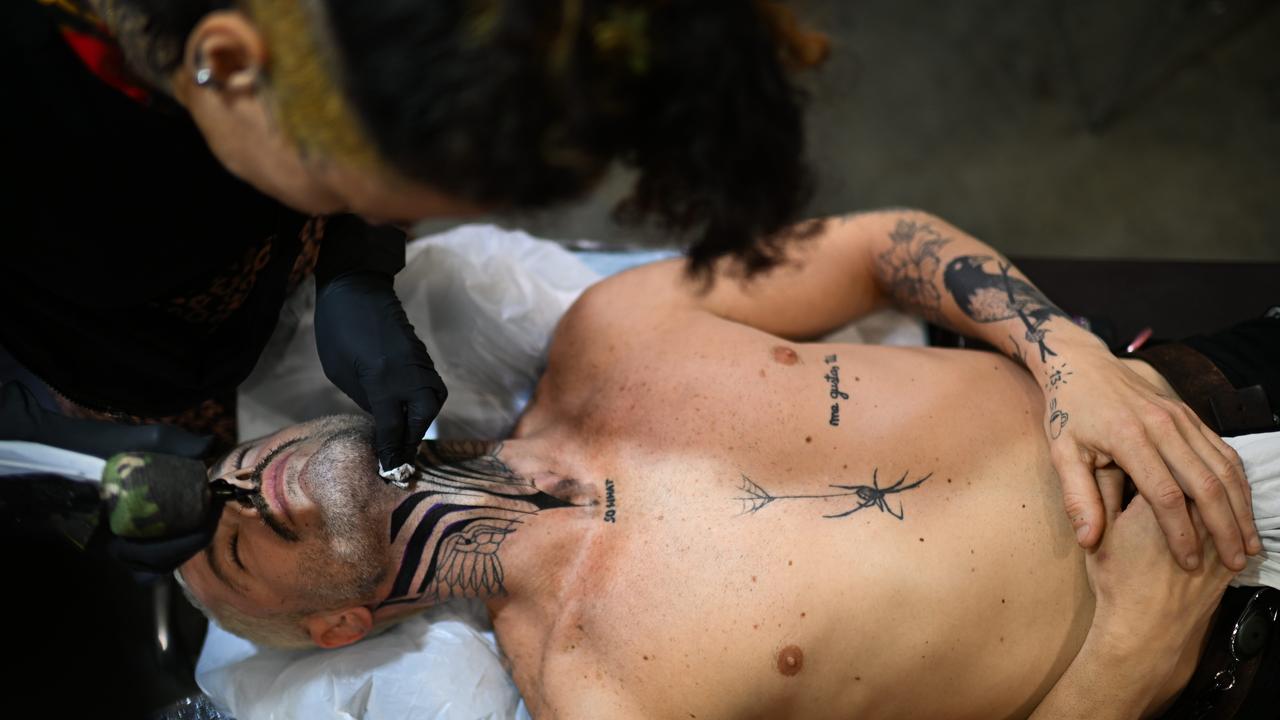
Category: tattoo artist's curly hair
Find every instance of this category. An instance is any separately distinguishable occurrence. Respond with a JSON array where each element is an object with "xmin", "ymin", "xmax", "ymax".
[{"xmin": 112, "ymin": 0, "xmax": 828, "ymax": 276}]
